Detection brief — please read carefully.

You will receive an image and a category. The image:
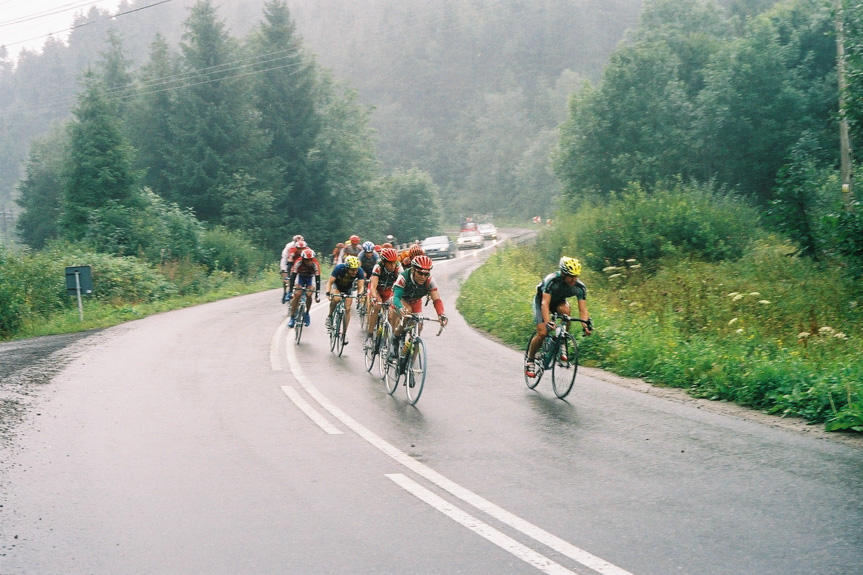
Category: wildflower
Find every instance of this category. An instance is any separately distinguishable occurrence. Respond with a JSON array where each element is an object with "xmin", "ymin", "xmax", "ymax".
[
  {"xmin": 732, "ymin": 294, "xmax": 744, "ymax": 301},
  {"xmin": 798, "ymin": 332, "xmax": 811, "ymax": 339},
  {"xmin": 629, "ymin": 264, "xmax": 641, "ymax": 269},
  {"xmin": 749, "ymin": 292, "xmax": 761, "ymax": 297},
  {"xmin": 758, "ymin": 300, "xmax": 770, "ymax": 305},
  {"xmin": 629, "ymin": 302, "xmax": 641, "ymax": 307},
  {"xmin": 728, "ymin": 318, "xmax": 739, "ymax": 325},
  {"xmin": 625, "ymin": 259, "xmax": 637, "ymax": 264},
  {"xmin": 818, "ymin": 326, "xmax": 835, "ymax": 334},
  {"xmin": 603, "ymin": 266, "xmax": 619, "ymax": 273},
  {"xmin": 608, "ymin": 273, "xmax": 623, "ymax": 279},
  {"xmin": 736, "ymin": 328, "xmax": 745, "ymax": 334},
  {"xmin": 727, "ymin": 292, "xmax": 740, "ymax": 297},
  {"xmin": 834, "ymin": 332, "xmax": 848, "ymax": 340}
]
